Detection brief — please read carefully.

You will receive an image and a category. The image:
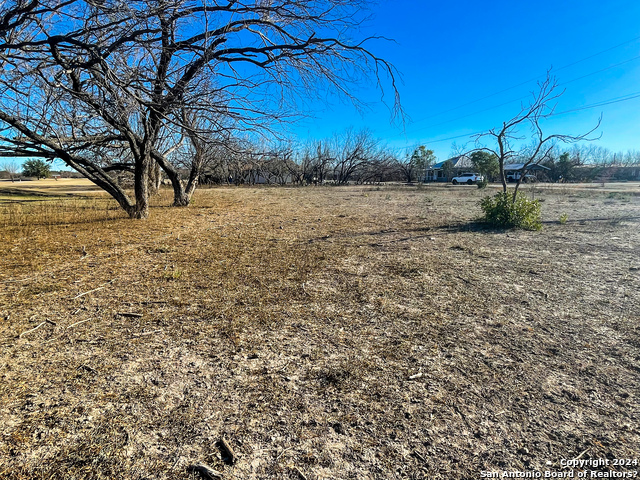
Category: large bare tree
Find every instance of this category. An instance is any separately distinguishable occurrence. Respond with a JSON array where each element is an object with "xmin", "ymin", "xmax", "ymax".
[
  {"xmin": 0, "ymin": 0, "xmax": 401, "ymax": 218},
  {"xmin": 329, "ymin": 129, "xmax": 381, "ymax": 184}
]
